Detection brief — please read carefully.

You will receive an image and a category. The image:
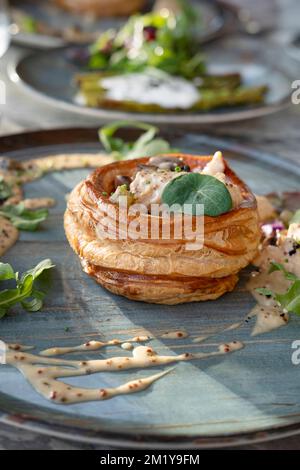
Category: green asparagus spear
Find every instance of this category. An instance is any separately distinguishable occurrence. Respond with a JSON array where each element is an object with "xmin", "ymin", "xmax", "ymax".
[
  {"xmin": 76, "ymin": 72, "xmax": 242, "ymax": 92},
  {"xmin": 79, "ymin": 85, "xmax": 268, "ymax": 113}
]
